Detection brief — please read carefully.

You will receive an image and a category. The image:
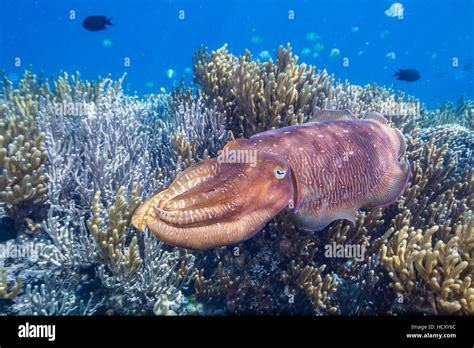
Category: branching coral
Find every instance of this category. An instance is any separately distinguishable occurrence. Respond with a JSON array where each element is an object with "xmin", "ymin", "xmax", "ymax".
[
  {"xmin": 16, "ymin": 271, "xmax": 102, "ymax": 315},
  {"xmin": 193, "ymin": 221, "xmax": 340, "ymax": 314},
  {"xmin": 0, "ymin": 74, "xmax": 48, "ymax": 233},
  {"xmin": 289, "ymin": 261, "xmax": 339, "ymax": 313},
  {"xmin": 190, "ymin": 44, "xmax": 473, "ymax": 316},
  {"xmin": 87, "ymin": 184, "xmax": 143, "ymax": 273},
  {"xmin": 194, "ymin": 44, "xmax": 334, "ymax": 137},
  {"xmin": 0, "ymin": 269, "xmax": 22, "ymax": 299},
  {"xmin": 1, "ymin": 45, "xmax": 472, "ymax": 317},
  {"xmin": 98, "ymin": 229, "xmax": 196, "ymax": 315},
  {"xmin": 193, "ymin": 44, "xmax": 421, "ymax": 138},
  {"xmin": 379, "ymin": 125, "xmax": 473, "ymax": 314},
  {"xmin": 420, "ymin": 97, "xmax": 473, "ymax": 128},
  {"xmin": 39, "ymin": 205, "xmax": 95, "ymax": 267},
  {"xmin": 1, "ymin": 71, "xmax": 197, "ymax": 316},
  {"xmin": 419, "ymin": 124, "xmax": 473, "ymax": 178},
  {"xmin": 172, "ymin": 95, "xmax": 228, "ymax": 170},
  {"xmin": 381, "ymin": 218, "xmax": 473, "ymax": 314}
]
